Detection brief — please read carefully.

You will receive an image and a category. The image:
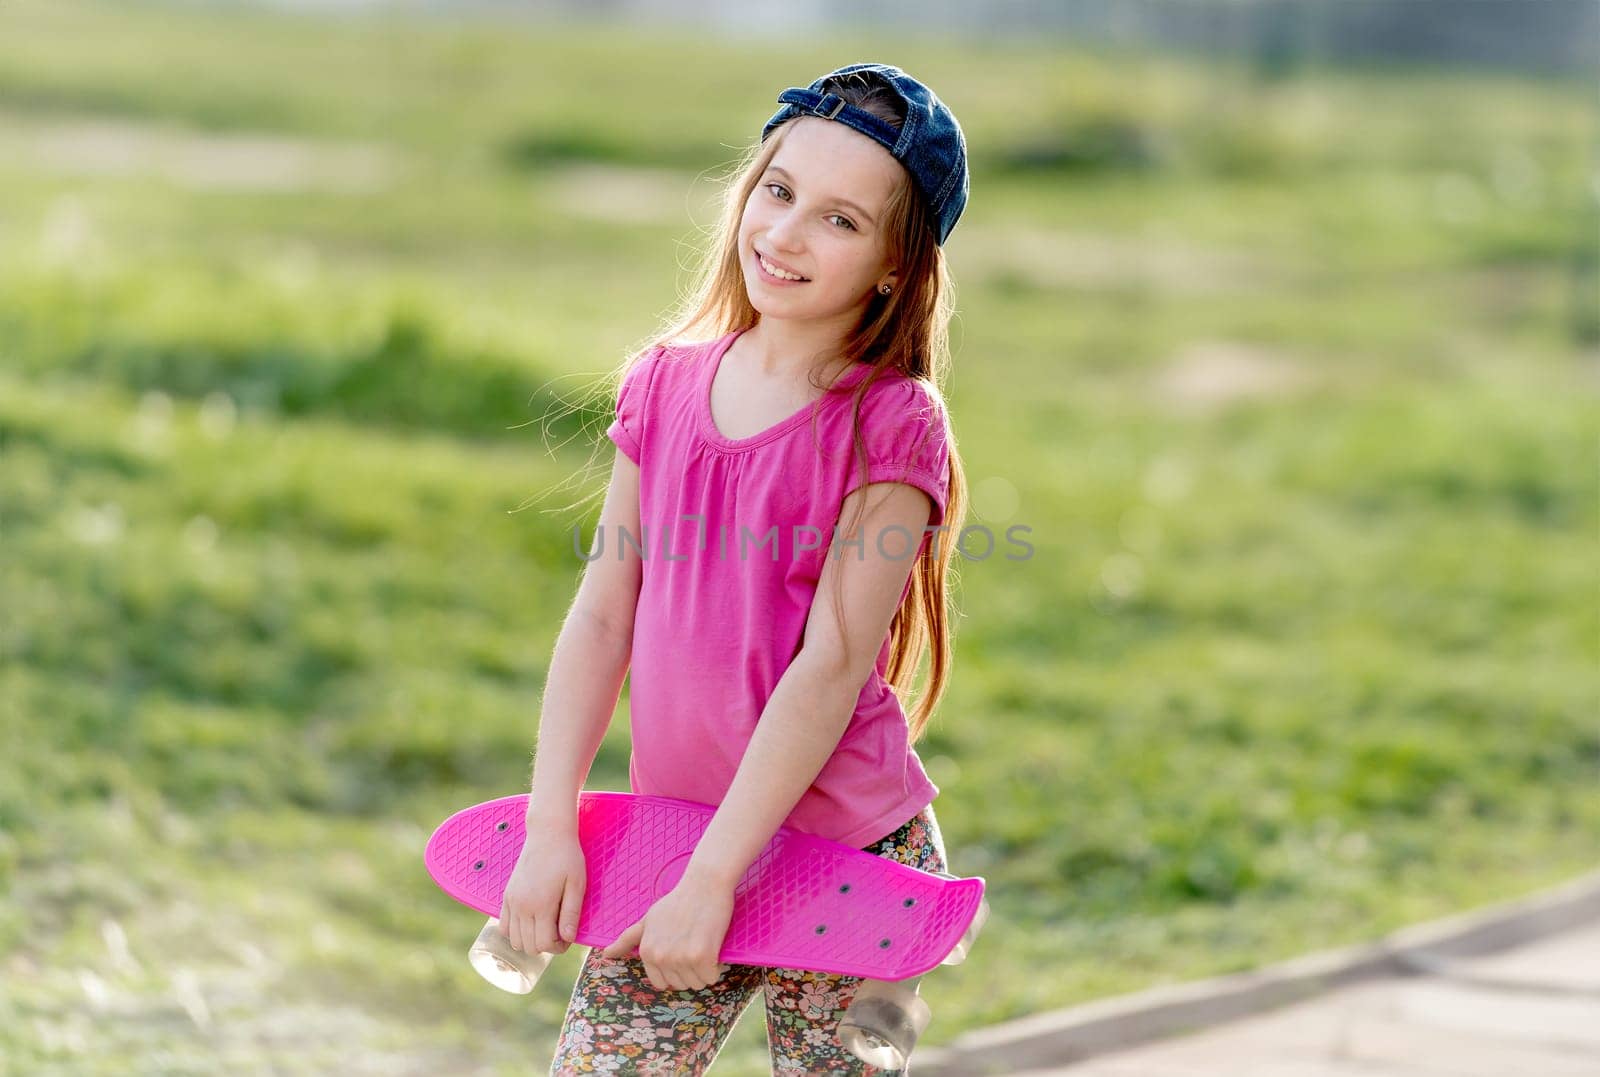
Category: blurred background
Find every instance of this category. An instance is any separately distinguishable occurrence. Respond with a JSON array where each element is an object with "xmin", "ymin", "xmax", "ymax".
[{"xmin": 1, "ymin": 0, "xmax": 1595, "ymax": 1073}]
